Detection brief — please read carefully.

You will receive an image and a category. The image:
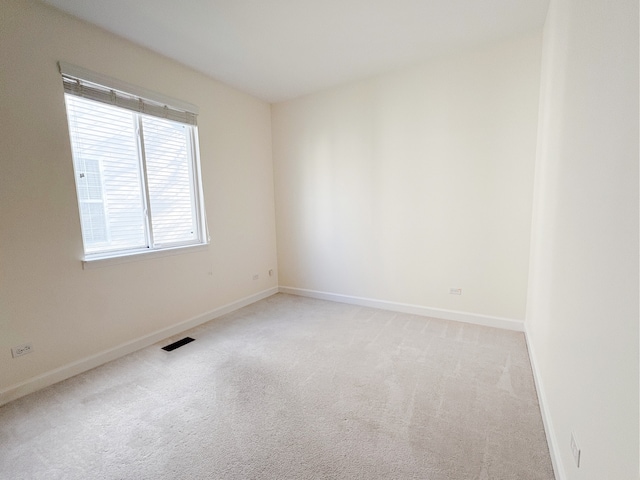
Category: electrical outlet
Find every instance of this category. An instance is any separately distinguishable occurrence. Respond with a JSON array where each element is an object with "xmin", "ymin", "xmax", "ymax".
[
  {"xmin": 449, "ymin": 288, "xmax": 462, "ymax": 295},
  {"xmin": 570, "ymin": 433, "xmax": 581, "ymax": 468},
  {"xmin": 11, "ymin": 343, "xmax": 33, "ymax": 358},
  {"xmin": 253, "ymin": 274, "xmax": 259, "ymax": 280},
  {"xmin": 268, "ymin": 269, "xmax": 273, "ymax": 277}
]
